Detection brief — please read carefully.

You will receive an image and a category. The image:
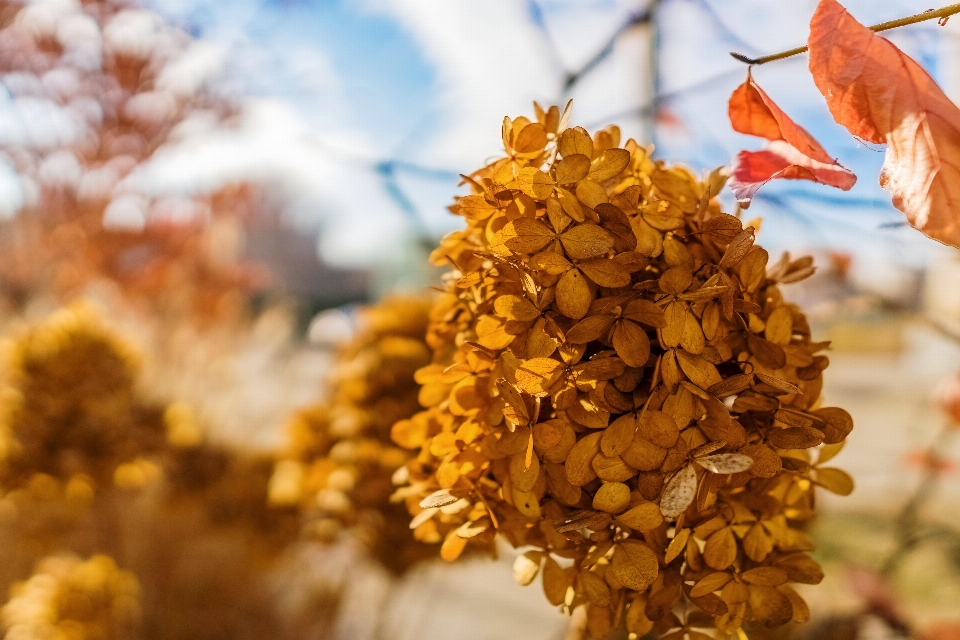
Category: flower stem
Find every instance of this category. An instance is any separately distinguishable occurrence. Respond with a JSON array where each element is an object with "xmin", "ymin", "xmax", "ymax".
[
  {"xmin": 730, "ymin": 3, "xmax": 960, "ymax": 66},
  {"xmin": 880, "ymin": 426, "xmax": 955, "ymax": 578}
]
